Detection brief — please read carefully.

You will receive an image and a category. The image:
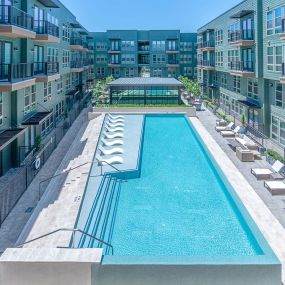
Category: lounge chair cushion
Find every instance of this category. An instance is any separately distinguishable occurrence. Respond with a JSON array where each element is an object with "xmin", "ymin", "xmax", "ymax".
[{"xmin": 265, "ymin": 181, "xmax": 285, "ymax": 195}]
